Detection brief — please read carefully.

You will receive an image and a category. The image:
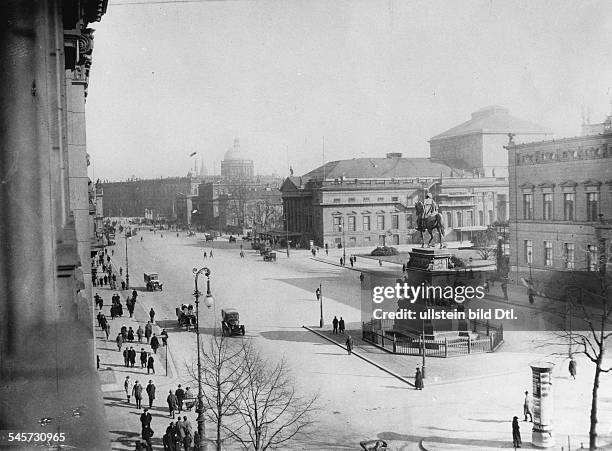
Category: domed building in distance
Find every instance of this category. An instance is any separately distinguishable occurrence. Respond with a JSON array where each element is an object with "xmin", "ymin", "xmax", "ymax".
[{"xmin": 221, "ymin": 138, "xmax": 254, "ymax": 180}]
